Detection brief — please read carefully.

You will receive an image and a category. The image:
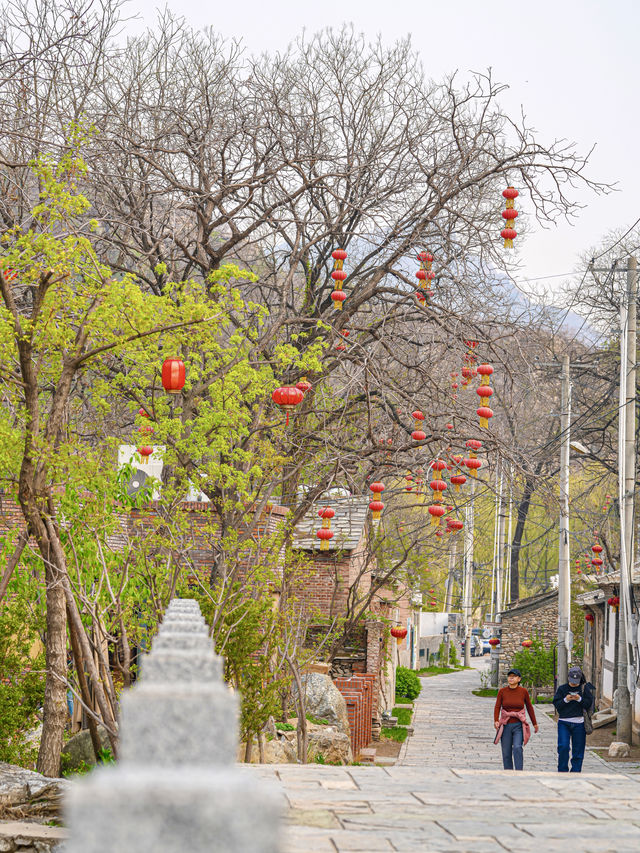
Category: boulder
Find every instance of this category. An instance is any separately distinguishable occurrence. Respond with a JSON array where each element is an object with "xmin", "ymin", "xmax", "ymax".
[
  {"xmin": 307, "ymin": 730, "xmax": 353, "ymax": 765},
  {"xmin": 591, "ymin": 709, "xmax": 617, "ymax": 729},
  {"xmin": 299, "ymin": 673, "xmax": 350, "ymax": 736},
  {"xmin": 62, "ymin": 726, "xmax": 112, "ymax": 773},
  {"xmin": 0, "ymin": 763, "xmax": 68, "ymax": 821},
  {"xmin": 237, "ymin": 737, "xmax": 298, "ymax": 764},
  {"xmin": 608, "ymin": 741, "xmax": 631, "ymax": 758}
]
